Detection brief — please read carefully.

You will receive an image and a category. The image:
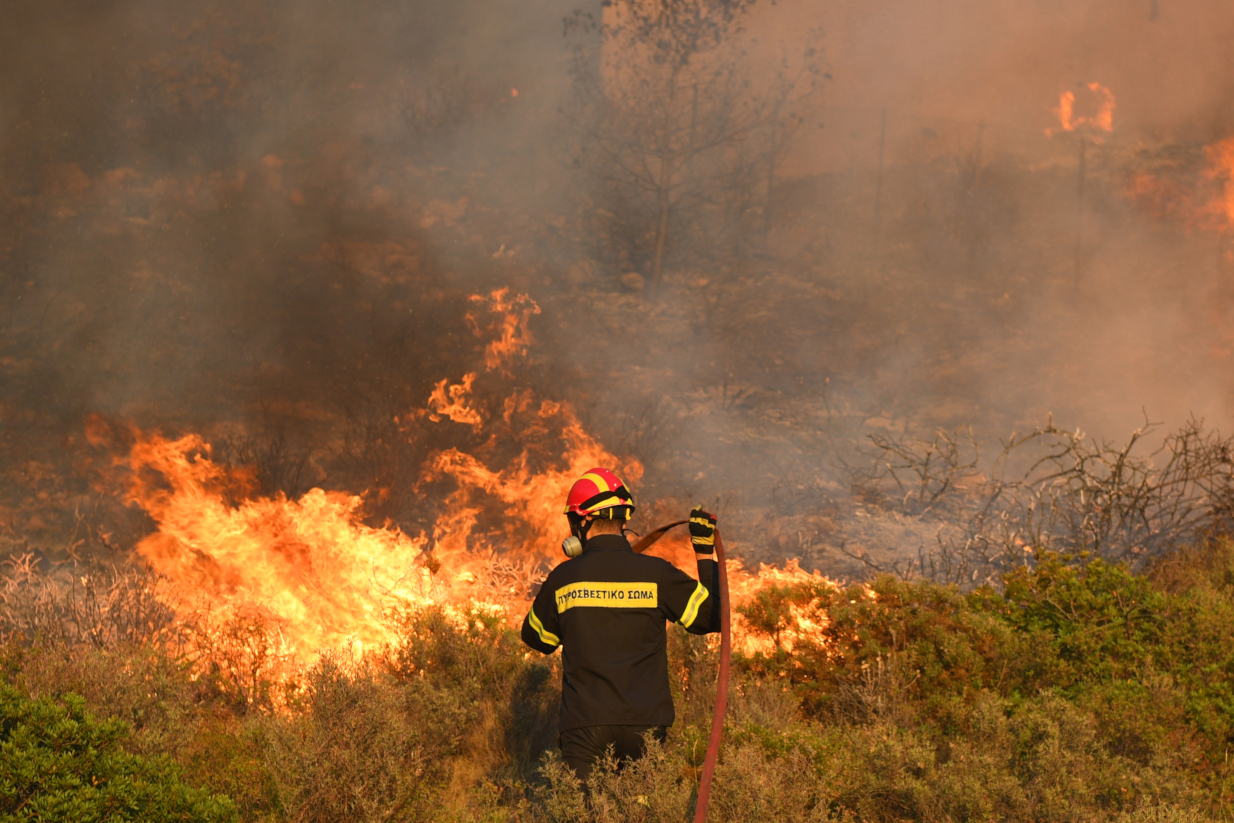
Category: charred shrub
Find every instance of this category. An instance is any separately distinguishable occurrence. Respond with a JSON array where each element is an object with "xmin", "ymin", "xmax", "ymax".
[
  {"xmin": 0, "ymin": 555, "xmax": 181, "ymax": 652},
  {"xmin": 849, "ymin": 419, "xmax": 1234, "ymax": 586}
]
